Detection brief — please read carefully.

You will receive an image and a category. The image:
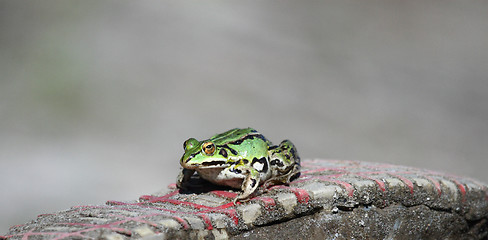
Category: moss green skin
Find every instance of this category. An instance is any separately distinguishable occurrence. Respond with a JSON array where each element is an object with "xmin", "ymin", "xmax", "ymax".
[{"xmin": 177, "ymin": 128, "xmax": 300, "ymax": 202}]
